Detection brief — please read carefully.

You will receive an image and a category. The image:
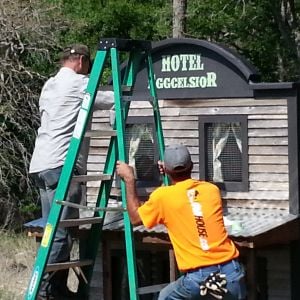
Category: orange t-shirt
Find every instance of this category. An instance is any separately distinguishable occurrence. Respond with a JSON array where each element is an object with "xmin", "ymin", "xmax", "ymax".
[{"xmin": 138, "ymin": 179, "xmax": 239, "ymax": 272}]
